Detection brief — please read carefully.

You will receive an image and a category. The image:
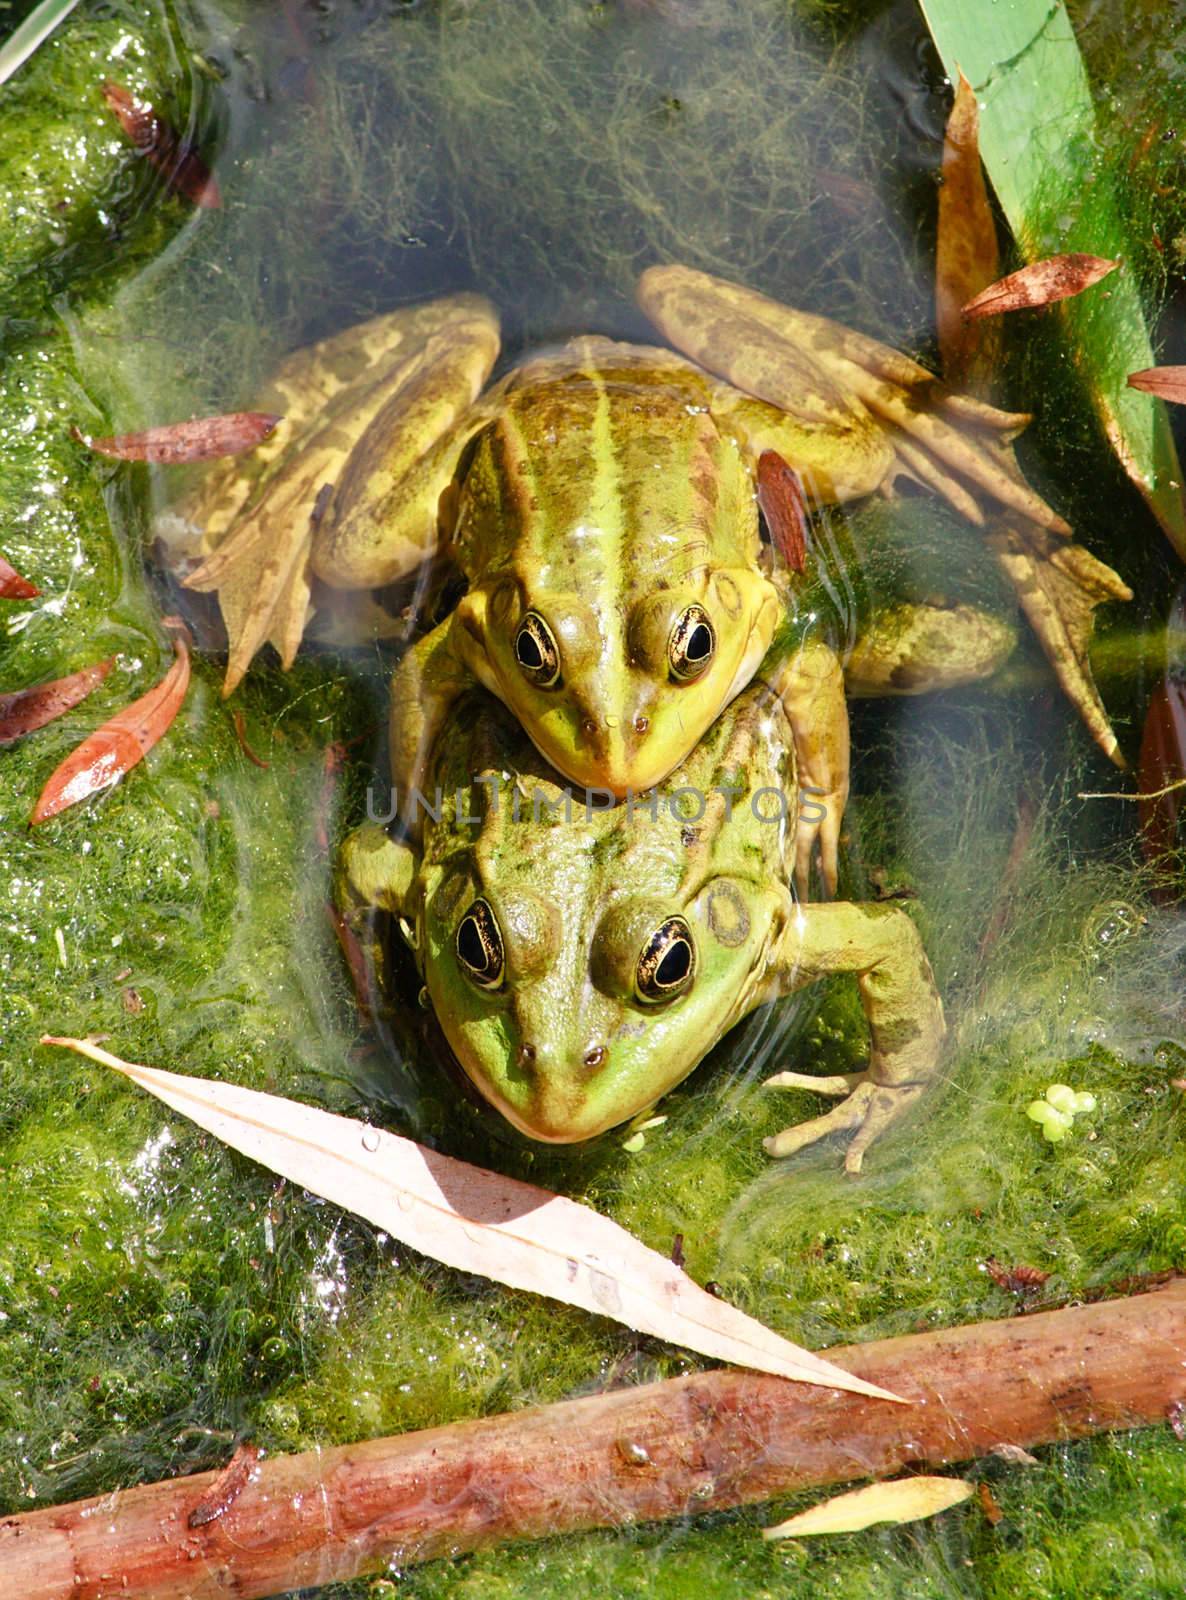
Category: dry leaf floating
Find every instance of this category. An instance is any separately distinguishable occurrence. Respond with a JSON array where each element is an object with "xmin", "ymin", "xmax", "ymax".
[
  {"xmin": 102, "ymin": 80, "xmax": 222, "ymax": 209},
  {"xmin": 763, "ymin": 1476, "xmax": 974, "ymax": 1540},
  {"xmin": 39, "ymin": 1035, "xmax": 904, "ymax": 1403},
  {"xmin": 30, "ymin": 619, "xmax": 190, "ymax": 825},
  {"xmin": 0, "ymin": 553, "xmax": 40, "ymax": 599},
  {"xmin": 74, "ymin": 413, "xmax": 283, "ymax": 465},
  {"xmin": 0, "ymin": 659, "xmax": 114, "ymax": 746},
  {"xmin": 960, "ymin": 254, "xmax": 1120, "ymax": 321},
  {"xmin": 1127, "ymin": 367, "xmax": 1186, "ymax": 405}
]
